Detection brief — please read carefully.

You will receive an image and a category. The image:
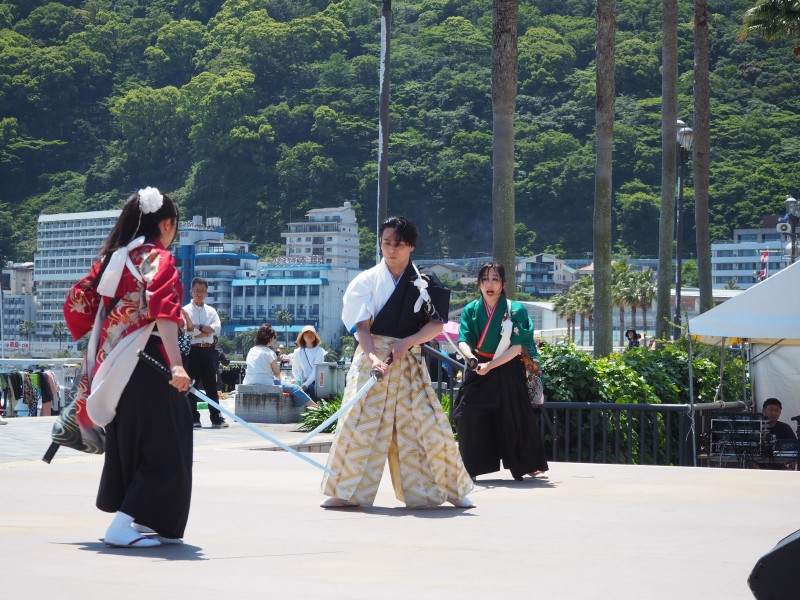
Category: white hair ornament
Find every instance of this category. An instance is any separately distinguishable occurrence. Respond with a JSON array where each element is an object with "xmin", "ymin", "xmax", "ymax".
[{"xmin": 137, "ymin": 187, "xmax": 164, "ymax": 214}]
